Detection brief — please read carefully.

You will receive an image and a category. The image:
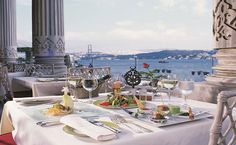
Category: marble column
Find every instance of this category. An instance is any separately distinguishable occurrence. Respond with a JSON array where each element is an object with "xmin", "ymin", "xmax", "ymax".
[
  {"xmin": 0, "ymin": 0, "xmax": 17, "ymax": 63},
  {"xmin": 190, "ymin": 0, "xmax": 236, "ymax": 103},
  {"xmin": 32, "ymin": 0, "xmax": 66, "ymax": 74},
  {"xmin": 206, "ymin": 0, "xmax": 236, "ymax": 85}
]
